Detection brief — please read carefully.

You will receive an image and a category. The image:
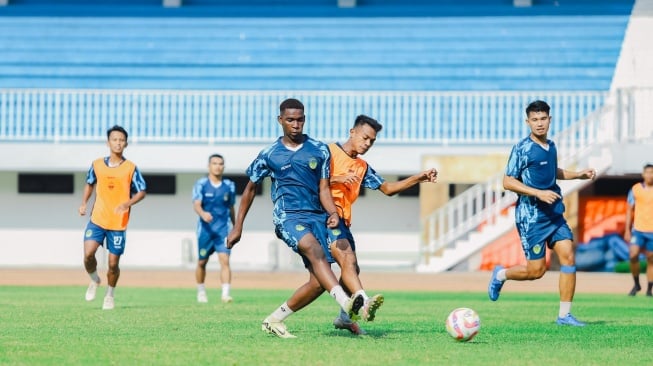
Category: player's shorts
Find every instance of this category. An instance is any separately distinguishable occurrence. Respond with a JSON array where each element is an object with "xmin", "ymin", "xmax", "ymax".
[
  {"xmin": 629, "ymin": 230, "xmax": 653, "ymax": 251},
  {"xmin": 197, "ymin": 228, "xmax": 230, "ymax": 259},
  {"xmin": 275, "ymin": 211, "xmax": 341, "ymax": 266},
  {"xmin": 84, "ymin": 221, "xmax": 126, "ymax": 256},
  {"xmin": 327, "ymin": 220, "xmax": 356, "ymax": 252},
  {"xmin": 516, "ymin": 219, "xmax": 573, "ymax": 260}
]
